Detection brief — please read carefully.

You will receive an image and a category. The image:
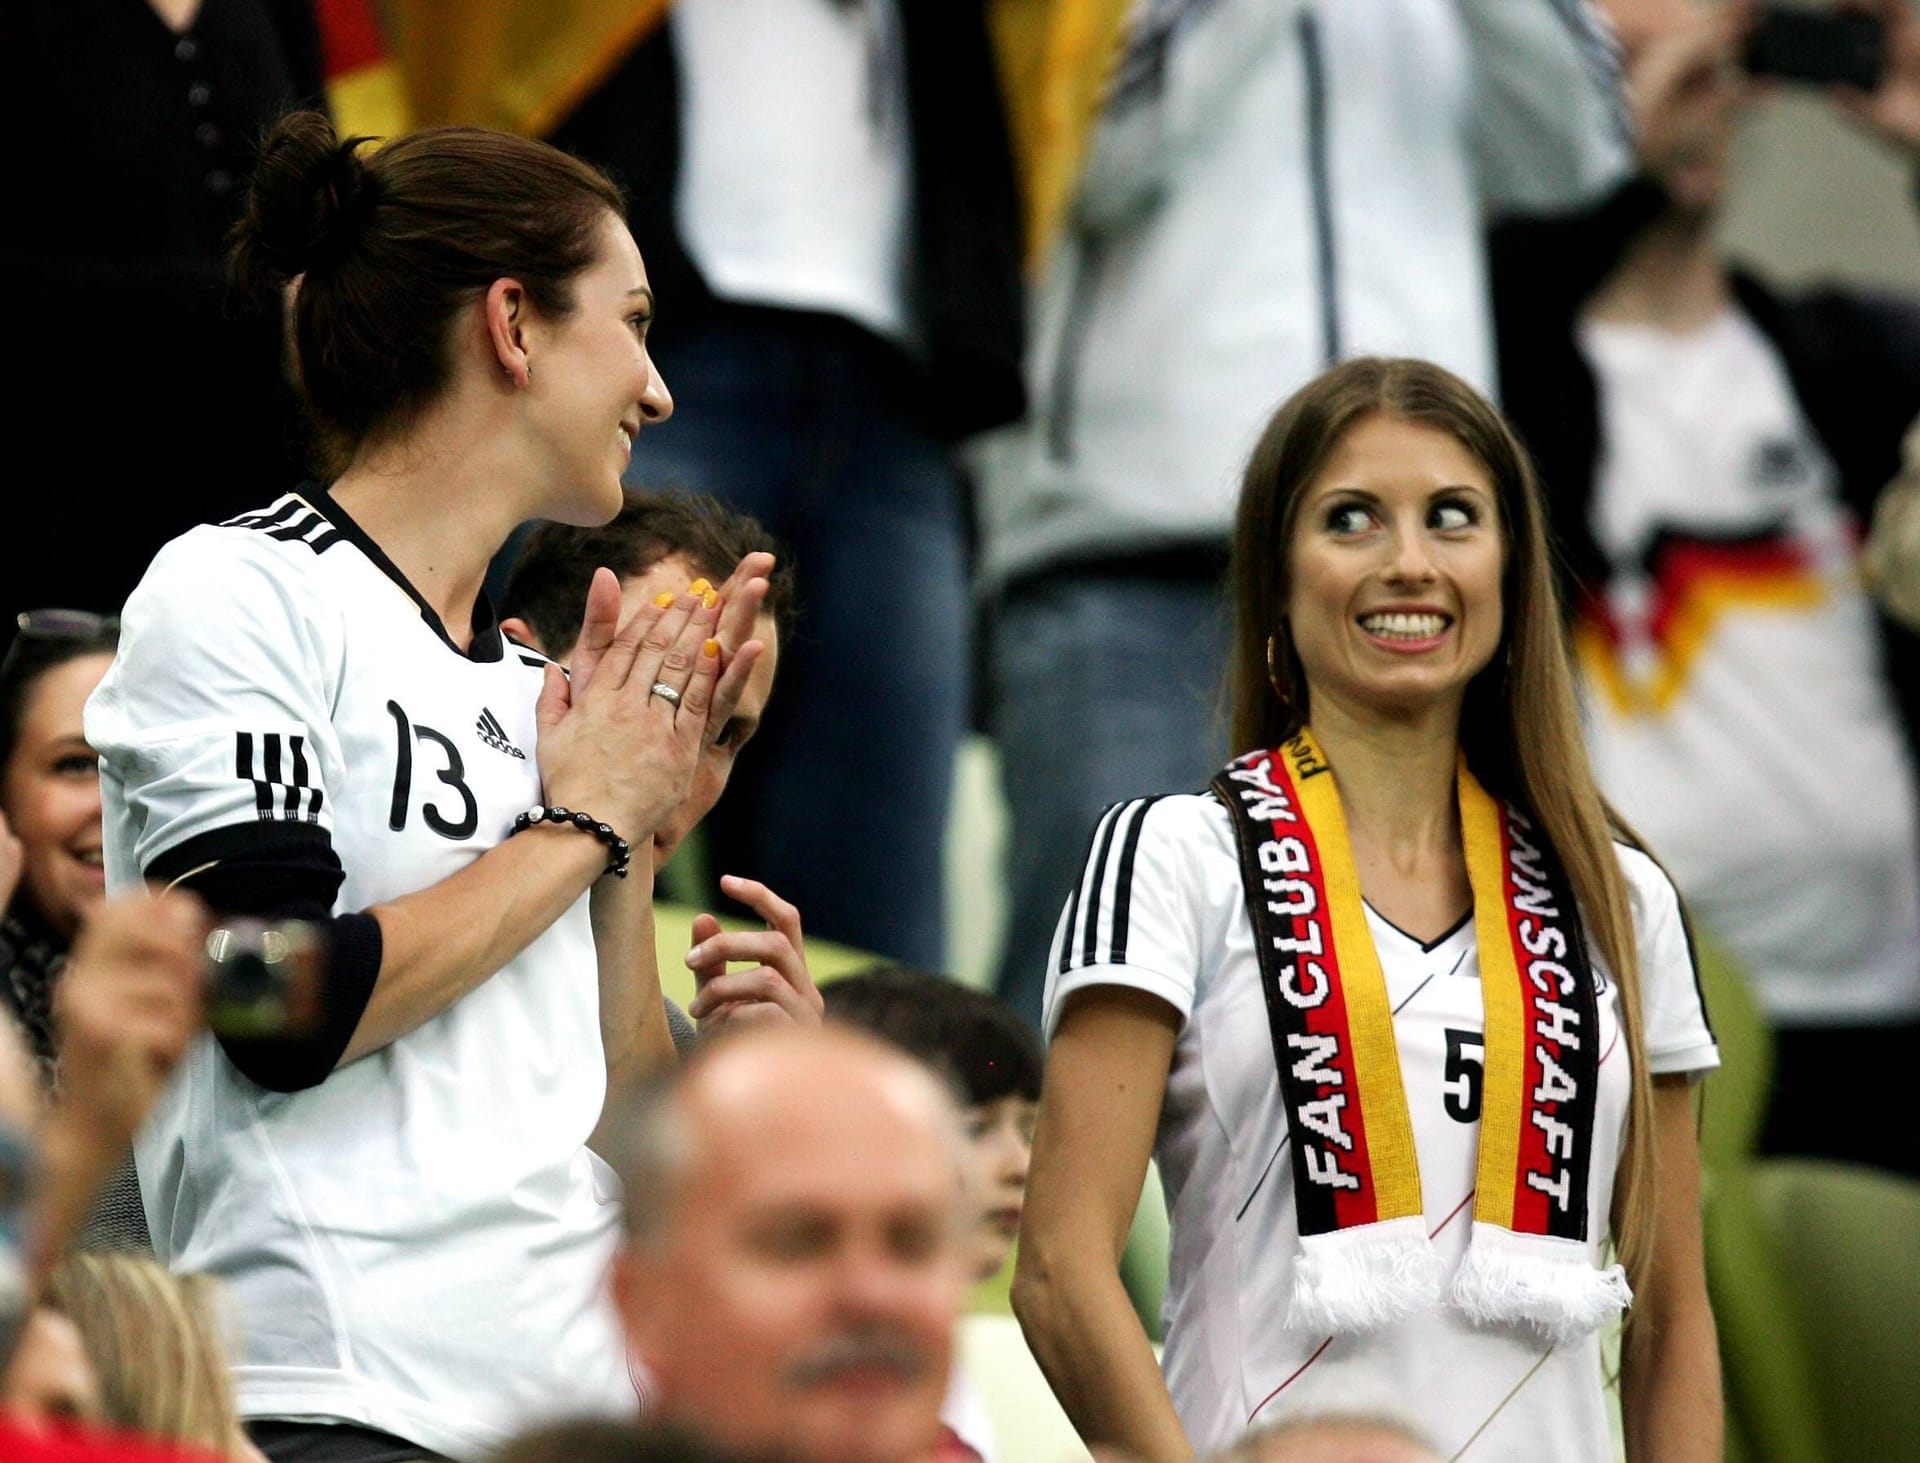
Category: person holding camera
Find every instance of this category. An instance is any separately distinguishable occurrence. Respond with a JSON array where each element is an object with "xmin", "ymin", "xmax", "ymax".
[
  {"xmin": 1492, "ymin": 0, "xmax": 1920, "ymax": 1177},
  {"xmin": 84, "ymin": 111, "xmax": 773, "ymax": 1462}
]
